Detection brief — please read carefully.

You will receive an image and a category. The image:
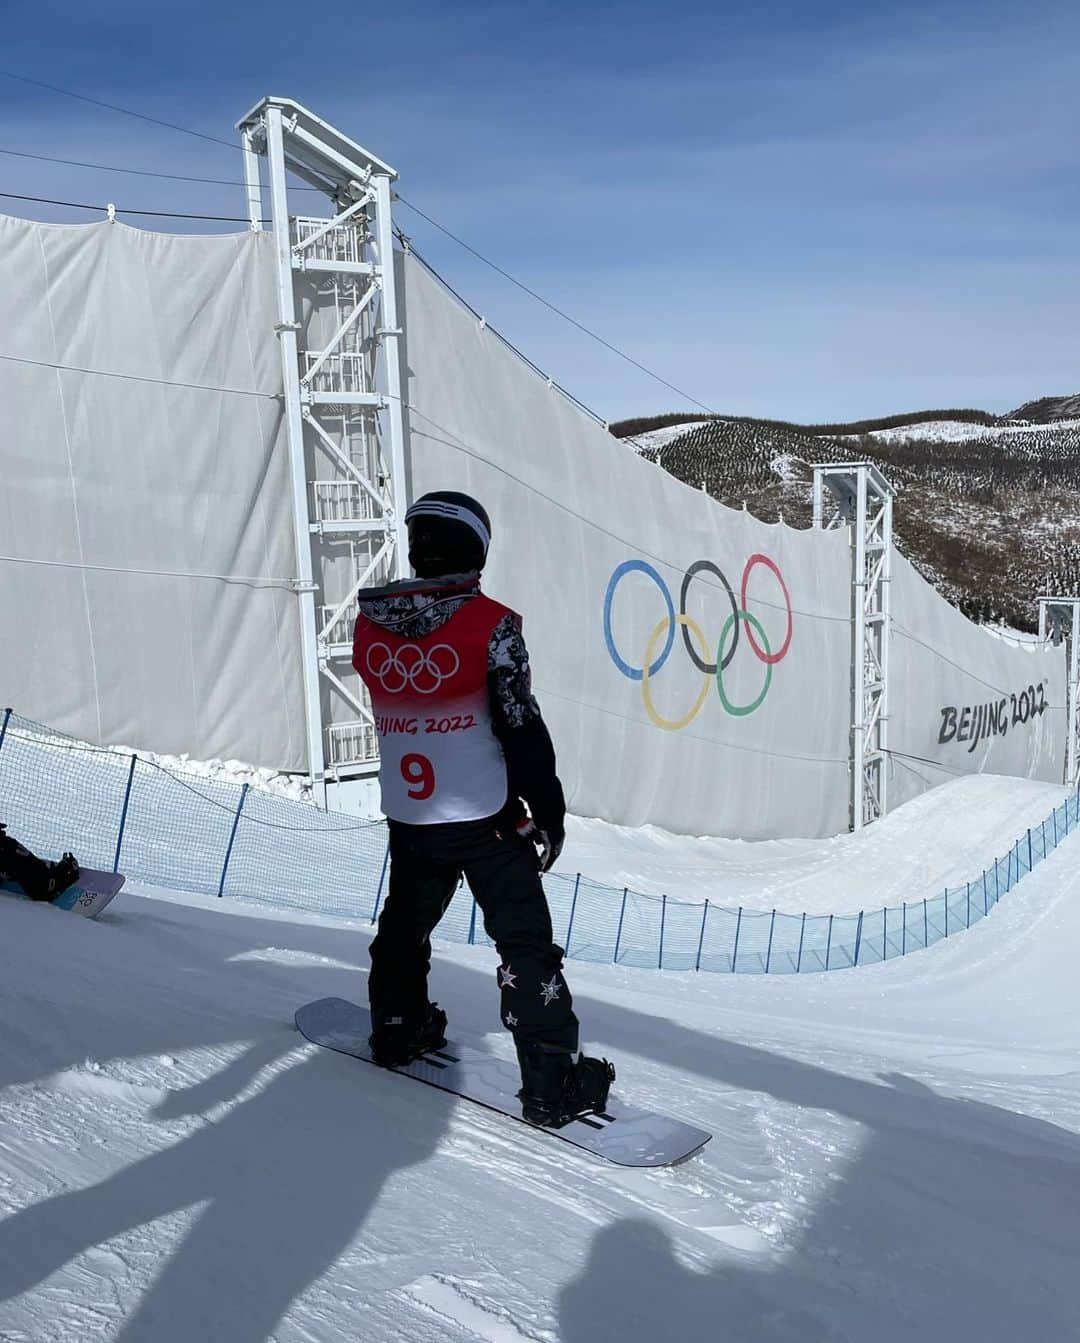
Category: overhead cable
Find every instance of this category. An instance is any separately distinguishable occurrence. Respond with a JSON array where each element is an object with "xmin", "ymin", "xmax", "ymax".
[
  {"xmin": 0, "ymin": 190, "xmax": 266, "ymax": 223},
  {"xmin": 0, "ymin": 145, "xmax": 323, "ymax": 191},
  {"xmin": 0, "ymin": 69, "xmax": 237, "ymax": 149},
  {"xmin": 2, "ymin": 66, "xmax": 719, "ymax": 416},
  {"xmin": 395, "ymin": 194, "xmax": 717, "ymax": 415}
]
